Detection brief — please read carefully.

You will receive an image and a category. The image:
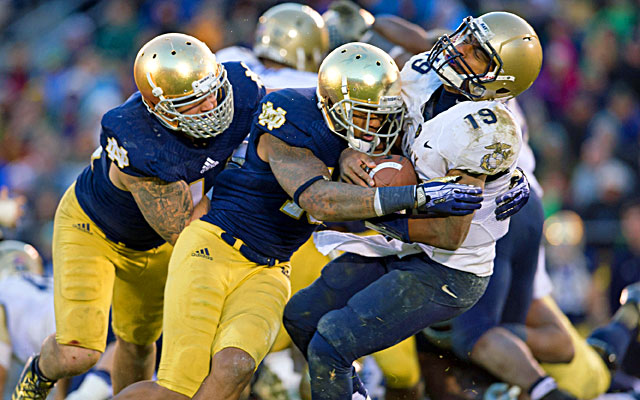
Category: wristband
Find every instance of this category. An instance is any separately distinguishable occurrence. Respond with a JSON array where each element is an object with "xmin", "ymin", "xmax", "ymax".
[
  {"xmin": 374, "ymin": 185, "xmax": 416, "ymax": 216},
  {"xmin": 528, "ymin": 376, "xmax": 557, "ymax": 400},
  {"xmin": 293, "ymin": 175, "xmax": 329, "ymax": 207}
]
